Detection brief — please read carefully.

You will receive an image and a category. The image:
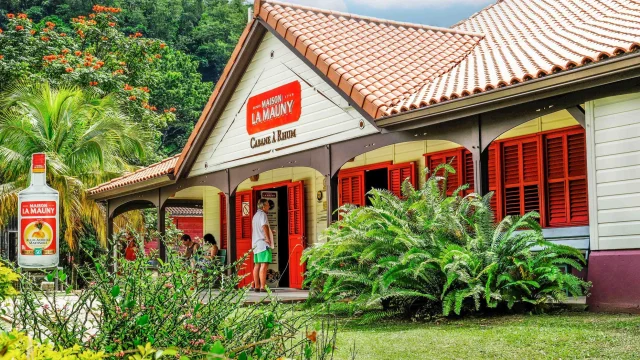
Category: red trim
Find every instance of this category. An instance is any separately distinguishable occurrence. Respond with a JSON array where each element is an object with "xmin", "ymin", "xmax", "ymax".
[
  {"xmin": 251, "ymin": 180, "xmax": 293, "ymax": 191},
  {"xmin": 338, "ymin": 161, "xmax": 393, "ymax": 175}
]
